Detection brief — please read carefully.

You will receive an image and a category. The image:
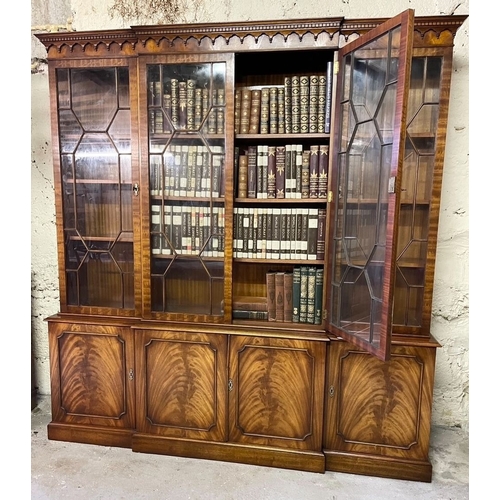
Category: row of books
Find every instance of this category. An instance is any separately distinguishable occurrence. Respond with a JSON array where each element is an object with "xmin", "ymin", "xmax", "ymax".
[
  {"xmin": 236, "ymin": 144, "xmax": 329, "ymax": 199},
  {"xmin": 233, "ymin": 207, "xmax": 326, "ymax": 261},
  {"xmin": 235, "ymin": 63, "xmax": 333, "ymax": 135},
  {"xmin": 148, "ymin": 79, "xmax": 225, "ymax": 134},
  {"xmin": 232, "ymin": 267, "xmax": 323, "ymax": 324},
  {"xmin": 151, "ymin": 204, "xmax": 225, "ymax": 257},
  {"xmin": 150, "ymin": 145, "xmax": 225, "ymax": 198}
]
